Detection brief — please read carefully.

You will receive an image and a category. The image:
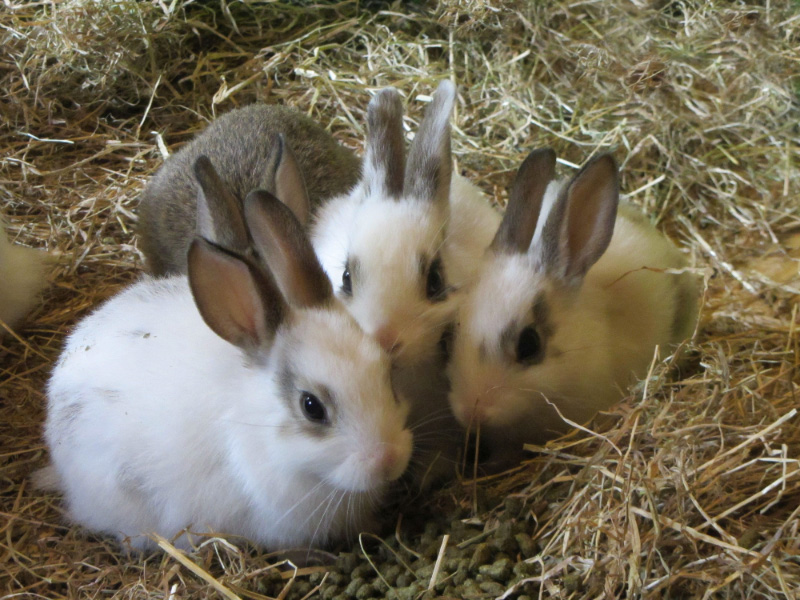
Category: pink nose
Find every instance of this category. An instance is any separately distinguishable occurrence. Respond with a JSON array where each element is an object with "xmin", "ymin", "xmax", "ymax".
[
  {"xmin": 375, "ymin": 447, "xmax": 403, "ymax": 481},
  {"xmin": 375, "ymin": 326, "xmax": 401, "ymax": 355}
]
